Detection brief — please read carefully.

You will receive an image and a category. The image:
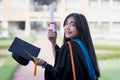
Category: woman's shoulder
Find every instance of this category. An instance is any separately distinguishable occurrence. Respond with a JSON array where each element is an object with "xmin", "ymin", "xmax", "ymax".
[{"xmin": 61, "ymin": 41, "xmax": 79, "ymax": 49}]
